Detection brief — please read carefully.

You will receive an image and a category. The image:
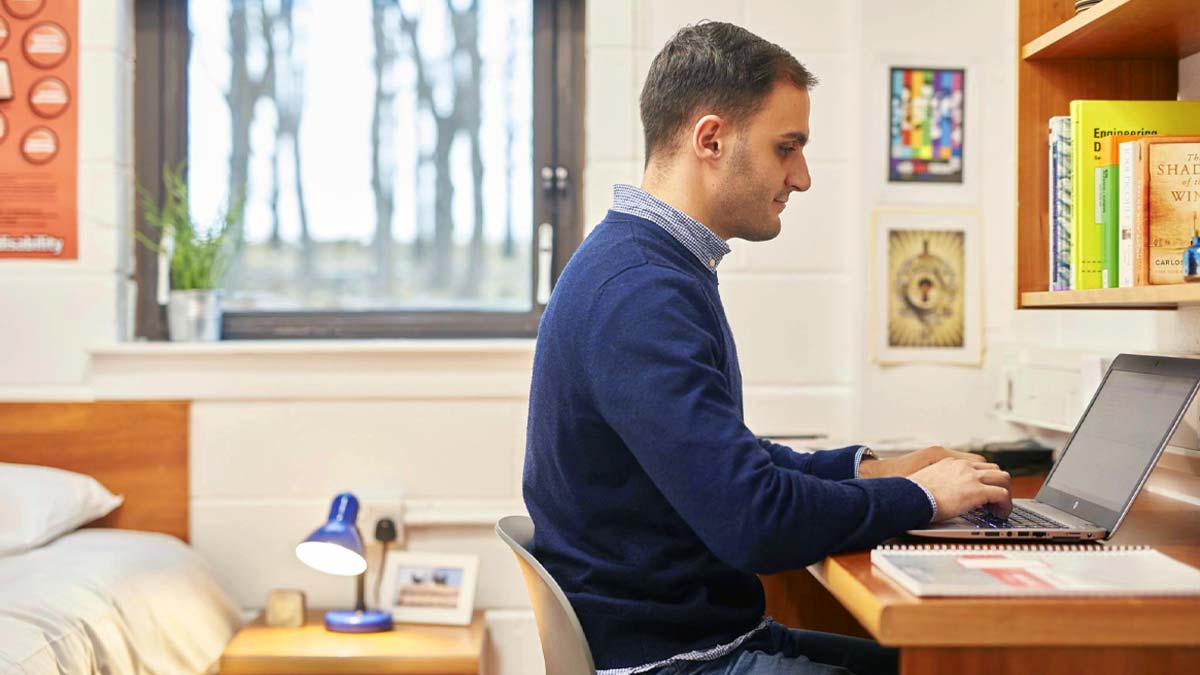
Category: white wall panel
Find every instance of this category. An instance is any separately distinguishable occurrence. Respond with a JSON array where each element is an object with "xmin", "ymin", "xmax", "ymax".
[
  {"xmin": 742, "ymin": 0, "xmax": 852, "ymax": 54},
  {"xmin": 191, "ymin": 400, "xmax": 521, "ymax": 500}
]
